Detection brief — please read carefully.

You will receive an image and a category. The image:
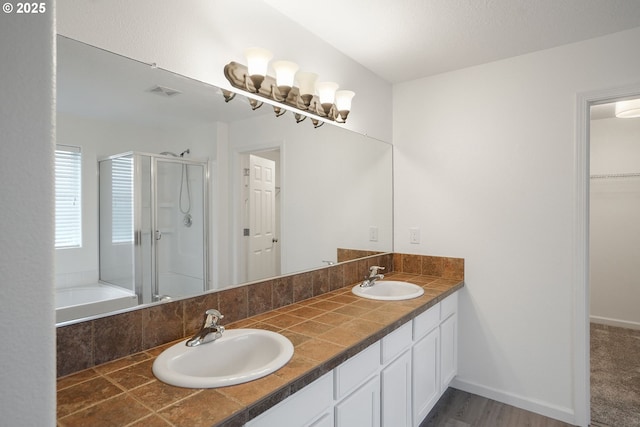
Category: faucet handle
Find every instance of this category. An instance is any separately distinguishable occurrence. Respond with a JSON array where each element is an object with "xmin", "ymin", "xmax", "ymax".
[
  {"xmin": 369, "ymin": 265, "xmax": 385, "ymax": 274},
  {"xmin": 205, "ymin": 309, "xmax": 223, "ymax": 317},
  {"xmin": 203, "ymin": 309, "xmax": 224, "ymax": 327}
]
